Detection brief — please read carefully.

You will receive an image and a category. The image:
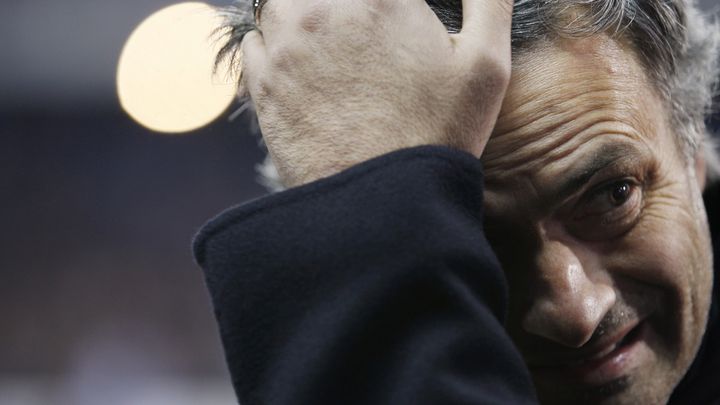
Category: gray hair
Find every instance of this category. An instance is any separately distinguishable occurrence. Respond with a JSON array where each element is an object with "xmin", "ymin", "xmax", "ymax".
[{"xmin": 214, "ymin": 0, "xmax": 720, "ymax": 190}]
